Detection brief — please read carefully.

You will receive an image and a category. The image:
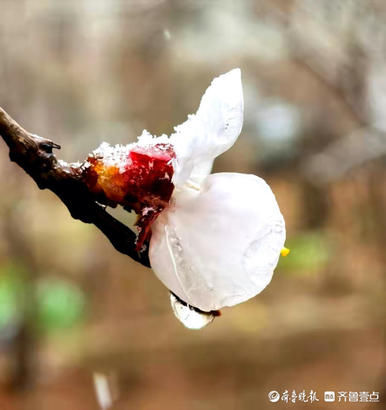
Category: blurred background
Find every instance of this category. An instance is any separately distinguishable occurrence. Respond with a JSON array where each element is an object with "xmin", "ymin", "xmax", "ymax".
[{"xmin": 0, "ymin": 0, "xmax": 385, "ymax": 409}]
